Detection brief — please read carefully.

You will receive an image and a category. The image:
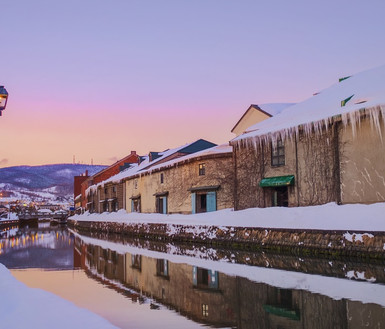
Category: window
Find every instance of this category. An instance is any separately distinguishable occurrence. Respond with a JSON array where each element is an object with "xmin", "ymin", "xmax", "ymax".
[
  {"xmin": 198, "ymin": 163, "xmax": 205, "ymax": 176},
  {"xmin": 192, "ymin": 191, "xmax": 216, "ymax": 213},
  {"xmin": 272, "ymin": 186, "xmax": 288, "ymax": 207},
  {"xmin": 131, "ymin": 254, "xmax": 141, "ymax": 270},
  {"xmin": 271, "ymin": 140, "xmax": 285, "ymax": 166},
  {"xmin": 156, "ymin": 259, "xmax": 169, "ymax": 277},
  {"xmin": 156, "ymin": 196, "xmax": 167, "ymax": 214},
  {"xmin": 160, "ymin": 173, "xmax": 164, "ymax": 184},
  {"xmin": 104, "ymin": 188, "xmax": 108, "ymax": 194},
  {"xmin": 111, "ymin": 200, "xmax": 118, "ymax": 212},
  {"xmin": 202, "ymin": 304, "xmax": 209, "ymax": 317},
  {"xmin": 193, "ymin": 267, "xmax": 219, "ymax": 290},
  {"xmin": 112, "ymin": 186, "xmax": 116, "ymax": 193},
  {"xmin": 132, "ymin": 198, "xmax": 141, "ymax": 212}
]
